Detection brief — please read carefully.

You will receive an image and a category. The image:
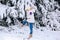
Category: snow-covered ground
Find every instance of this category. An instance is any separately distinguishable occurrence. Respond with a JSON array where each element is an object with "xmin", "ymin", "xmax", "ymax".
[{"xmin": 0, "ymin": 25, "xmax": 60, "ymax": 40}]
